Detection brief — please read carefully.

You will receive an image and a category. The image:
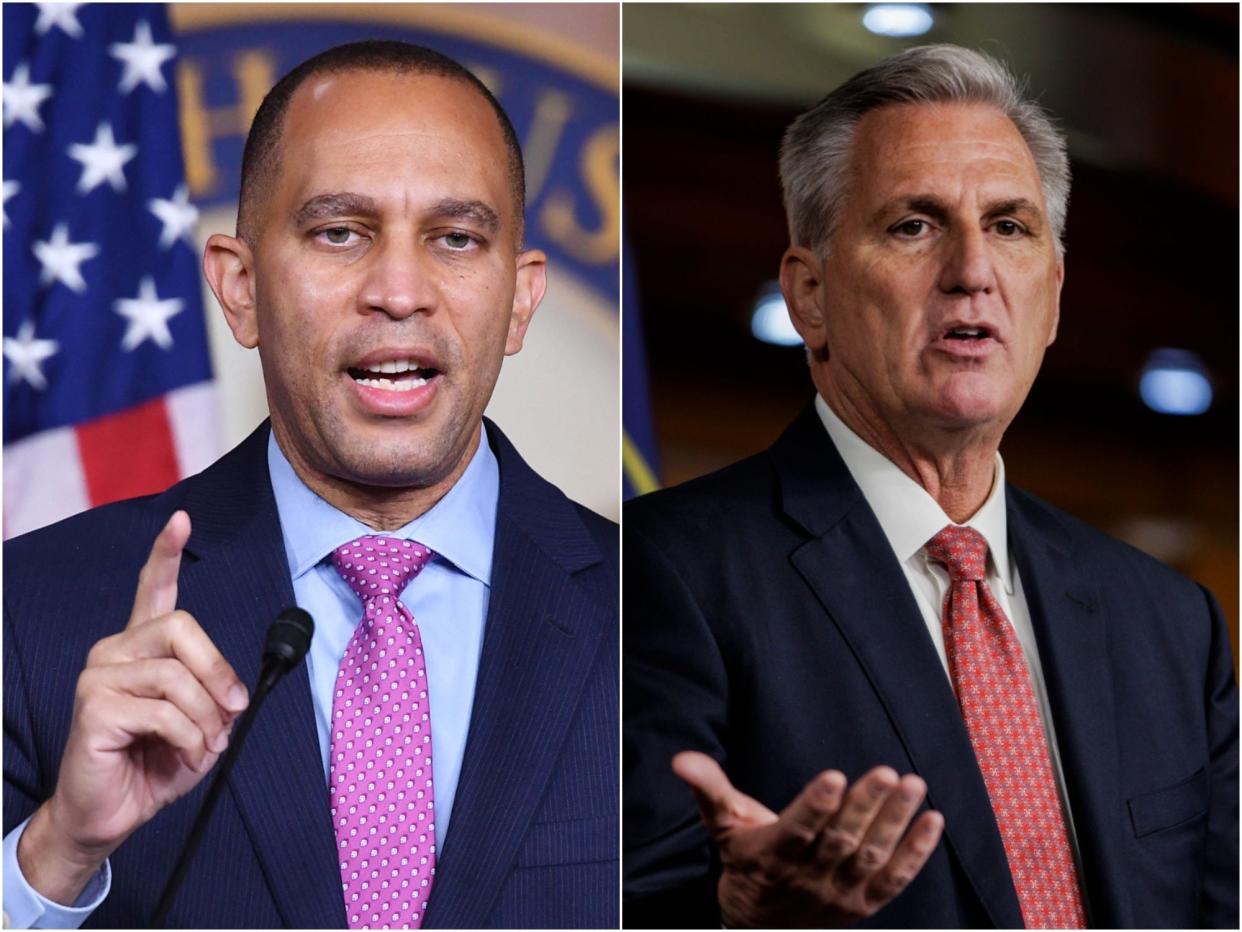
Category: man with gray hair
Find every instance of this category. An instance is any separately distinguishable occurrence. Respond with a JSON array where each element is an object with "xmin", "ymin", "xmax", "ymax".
[{"xmin": 624, "ymin": 44, "xmax": 1237, "ymax": 928}]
